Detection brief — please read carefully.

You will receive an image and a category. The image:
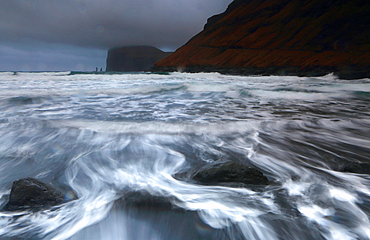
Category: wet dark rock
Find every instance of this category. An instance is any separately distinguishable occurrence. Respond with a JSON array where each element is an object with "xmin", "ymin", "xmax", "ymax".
[
  {"xmin": 342, "ymin": 162, "xmax": 370, "ymax": 174},
  {"xmin": 192, "ymin": 161, "xmax": 270, "ymax": 186},
  {"xmin": 2, "ymin": 178, "xmax": 65, "ymax": 211}
]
